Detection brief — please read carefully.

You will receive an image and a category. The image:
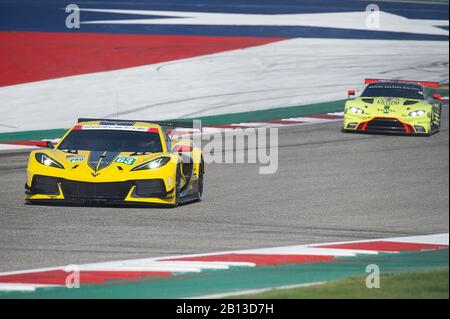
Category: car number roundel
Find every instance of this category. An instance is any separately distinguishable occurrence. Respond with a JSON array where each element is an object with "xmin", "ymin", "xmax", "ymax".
[{"xmin": 115, "ymin": 157, "xmax": 136, "ymax": 165}]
